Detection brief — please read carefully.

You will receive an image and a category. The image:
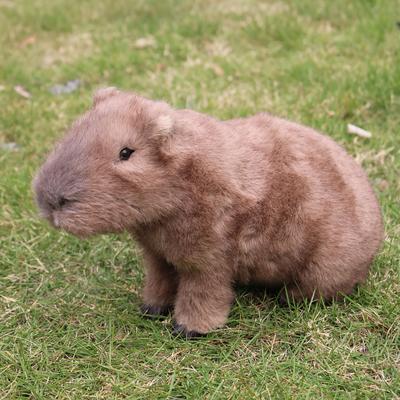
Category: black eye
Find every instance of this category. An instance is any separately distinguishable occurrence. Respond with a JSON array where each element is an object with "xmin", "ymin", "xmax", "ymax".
[{"xmin": 119, "ymin": 147, "xmax": 135, "ymax": 161}]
